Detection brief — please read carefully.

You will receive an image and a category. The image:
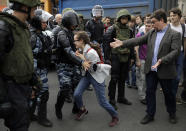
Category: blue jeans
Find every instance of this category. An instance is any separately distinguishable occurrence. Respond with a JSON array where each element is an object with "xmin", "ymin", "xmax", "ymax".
[
  {"xmin": 173, "ymin": 51, "xmax": 184, "ymax": 96},
  {"xmin": 74, "ymin": 72, "xmax": 118, "ymax": 117}
]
